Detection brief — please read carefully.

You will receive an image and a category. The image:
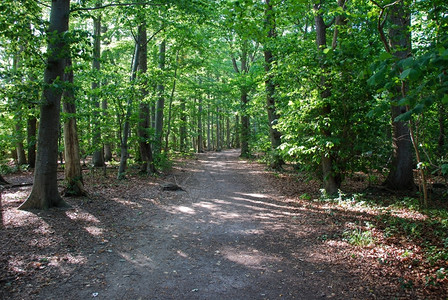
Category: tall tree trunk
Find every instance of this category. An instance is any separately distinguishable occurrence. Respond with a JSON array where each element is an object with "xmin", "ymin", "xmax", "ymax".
[
  {"xmin": 198, "ymin": 97, "xmax": 203, "ymax": 153},
  {"xmin": 91, "ymin": 6, "xmax": 105, "ymax": 167},
  {"xmin": 27, "ymin": 114, "xmax": 37, "ymax": 168},
  {"xmin": 179, "ymin": 100, "xmax": 186, "ymax": 152},
  {"xmin": 118, "ymin": 33, "xmax": 140, "ymax": 179},
  {"xmin": 438, "ymin": 103, "xmax": 446, "ymax": 156},
  {"xmin": 154, "ymin": 40, "xmax": 166, "ymax": 156},
  {"xmin": 62, "ymin": 57, "xmax": 86, "ymax": 196},
  {"xmin": 383, "ymin": 2, "xmax": 414, "ymax": 190},
  {"xmin": 164, "ymin": 50, "xmax": 179, "ymax": 152},
  {"xmin": 19, "ymin": 0, "xmax": 70, "ymax": 210},
  {"xmin": 102, "ymin": 98, "xmax": 113, "ymax": 161},
  {"xmin": 314, "ymin": 2, "xmax": 340, "ymax": 195},
  {"xmin": 240, "ymin": 93, "xmax": 250, "ymax": 157},
  {"xmin": 216, "ymin": 107, "xmax": 221, "ymax": 151},
  {"xmin": 15, "ymin": 123, "xmax": 27, "ymax": 166},
  {"xmin": 264, "ymin": 0, "xmax": 283, "ymax": 168},
  {"xmin": 226, "ymin": 116, "xmax": 230, "ymax": 149},
  {"xmin": 136, "ymin": 22, "xmax": 155, "ymax": 174},
  {"xmin": 207, "ymin": 103, "xmax": 211, "ymax": 151},
  {"xmin": 235, "ymin": 115, "xmax": 240, "ymax": 148}
]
